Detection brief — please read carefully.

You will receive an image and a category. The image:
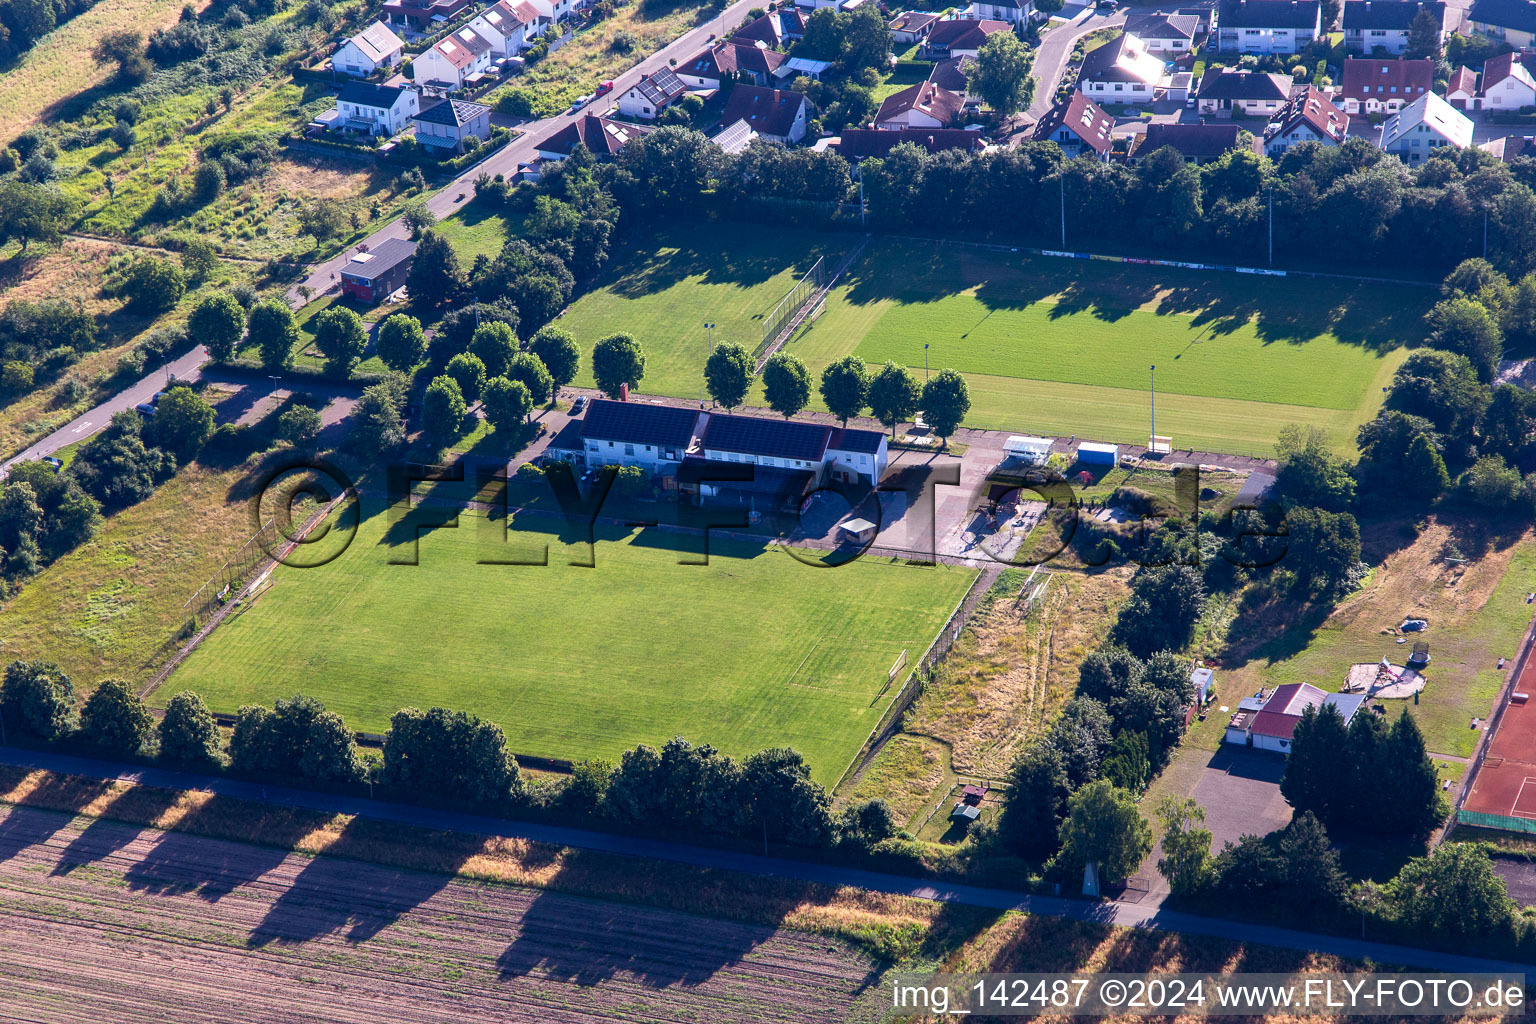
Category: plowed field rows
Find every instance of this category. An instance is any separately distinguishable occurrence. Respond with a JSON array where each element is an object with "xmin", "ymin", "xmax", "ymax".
[{"xmin": 0, "ymin": 805, "xmax": 877, "ymax": 1023}]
